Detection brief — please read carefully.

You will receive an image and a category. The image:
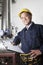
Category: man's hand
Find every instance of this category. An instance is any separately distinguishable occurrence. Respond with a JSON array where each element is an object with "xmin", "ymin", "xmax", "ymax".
[
  {"xmin": 29, "ymin": 50, "xmax": 42, "ymax": 58},
  {"xmin": 11, "ymin": 42, "xmax": 15, "ymax": 45}
]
